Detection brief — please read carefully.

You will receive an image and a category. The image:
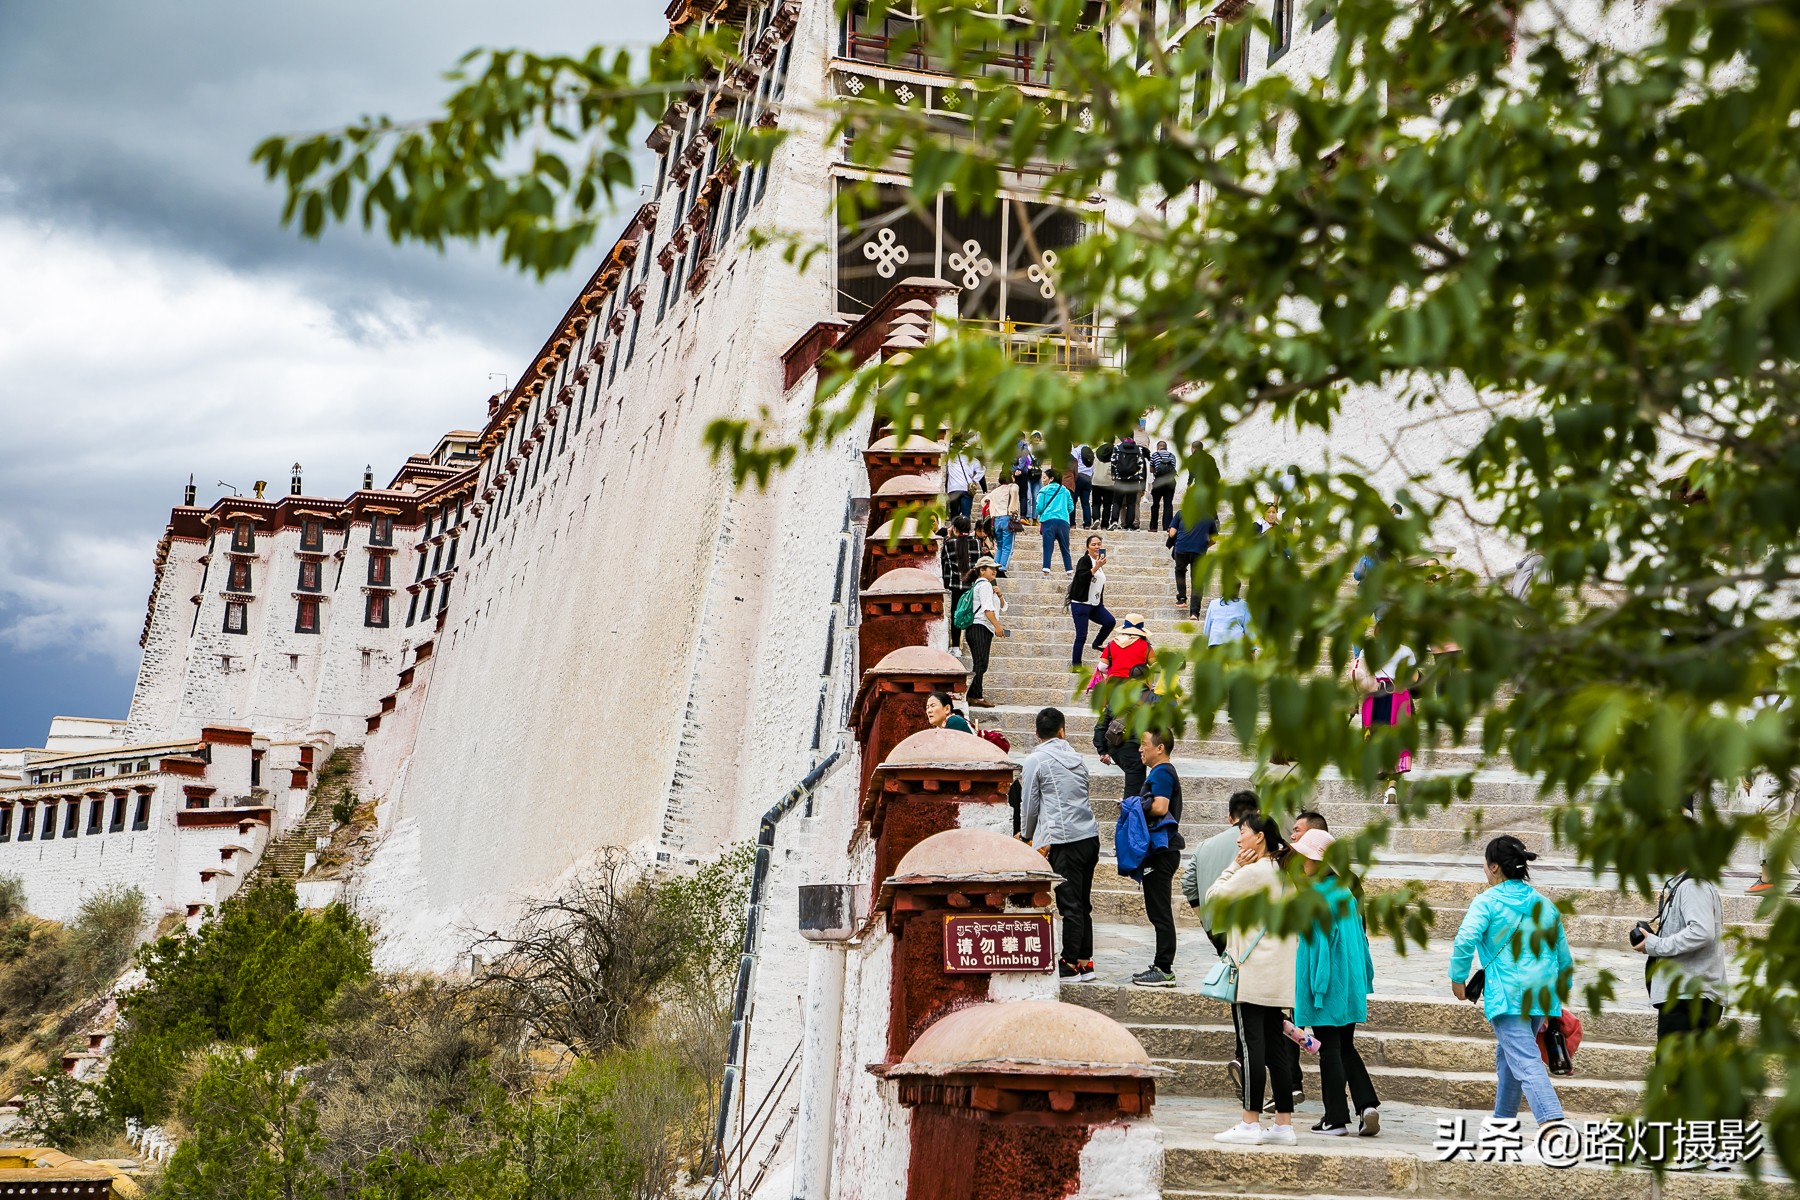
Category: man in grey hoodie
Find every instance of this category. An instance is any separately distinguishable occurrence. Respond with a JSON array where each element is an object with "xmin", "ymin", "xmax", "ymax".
[
  {"xmin": 1633, "ymin": 869, "xmax": 1728, "ymax": 1038},
  {"xmin": 1019, "ymin": 707, "xmax": 1098, "ymax": 982}
]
